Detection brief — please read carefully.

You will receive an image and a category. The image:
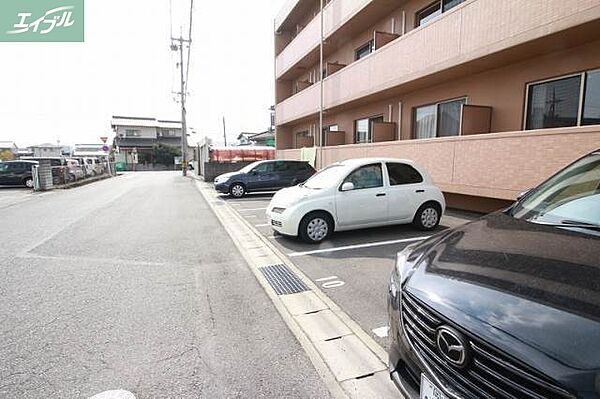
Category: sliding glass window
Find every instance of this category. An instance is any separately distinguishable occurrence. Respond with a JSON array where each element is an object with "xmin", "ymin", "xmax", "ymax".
[
  {"xmin": 414, "ymin": 98, "xmax": 466, "ymax": 139},
  {"xmin": 416, "ymin": 0, "xmax": 465, "ymax": 27},
  {"xmin": 525, "ymin": 69, "xmax": 600, "ymax": 130},
  {"xmin": 355, "ymin": 116, "xmax": 384, "ymax": 143},
  {"xmin": 583, "ymin": 70, "xmax": 600, "ymax": 126}
]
